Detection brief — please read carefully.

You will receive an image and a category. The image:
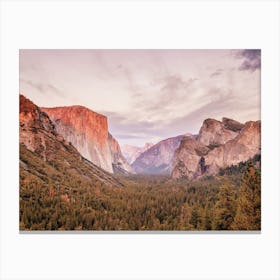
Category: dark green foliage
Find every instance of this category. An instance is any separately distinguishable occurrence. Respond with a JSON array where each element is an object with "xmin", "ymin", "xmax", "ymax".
[
  {"xmin": 218, "ymin": 154, "xmax": 260, "ymax": 176},
  {"xmin": 231, "ymin": 163, "xmax": 261, "ymax": 230},
  {"xmin": 20, "ymin": 145, "xmax": 261, "ymax": 231},
  {"xmin": 213, "ymin": 185, "xmax": 237, "ymax": 230}
]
